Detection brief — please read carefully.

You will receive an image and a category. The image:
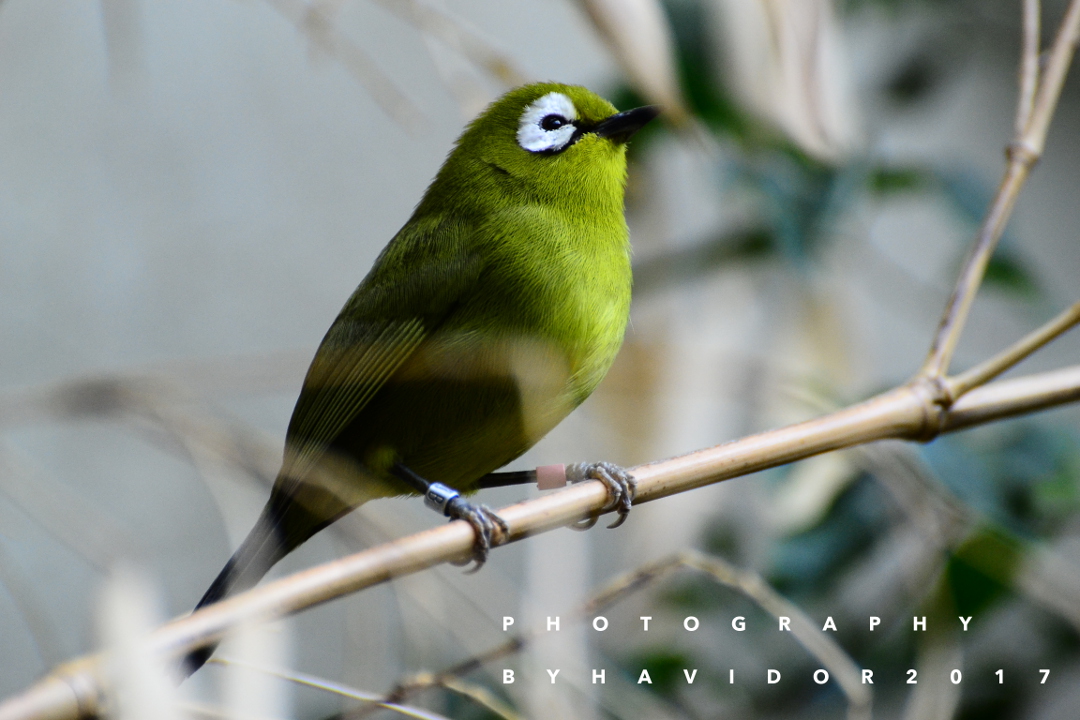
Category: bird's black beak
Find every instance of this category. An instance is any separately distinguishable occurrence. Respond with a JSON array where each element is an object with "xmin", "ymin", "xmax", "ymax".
[{"xmin": 593, "ymin": 105, "xmax": 661, "ymax": 144}]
